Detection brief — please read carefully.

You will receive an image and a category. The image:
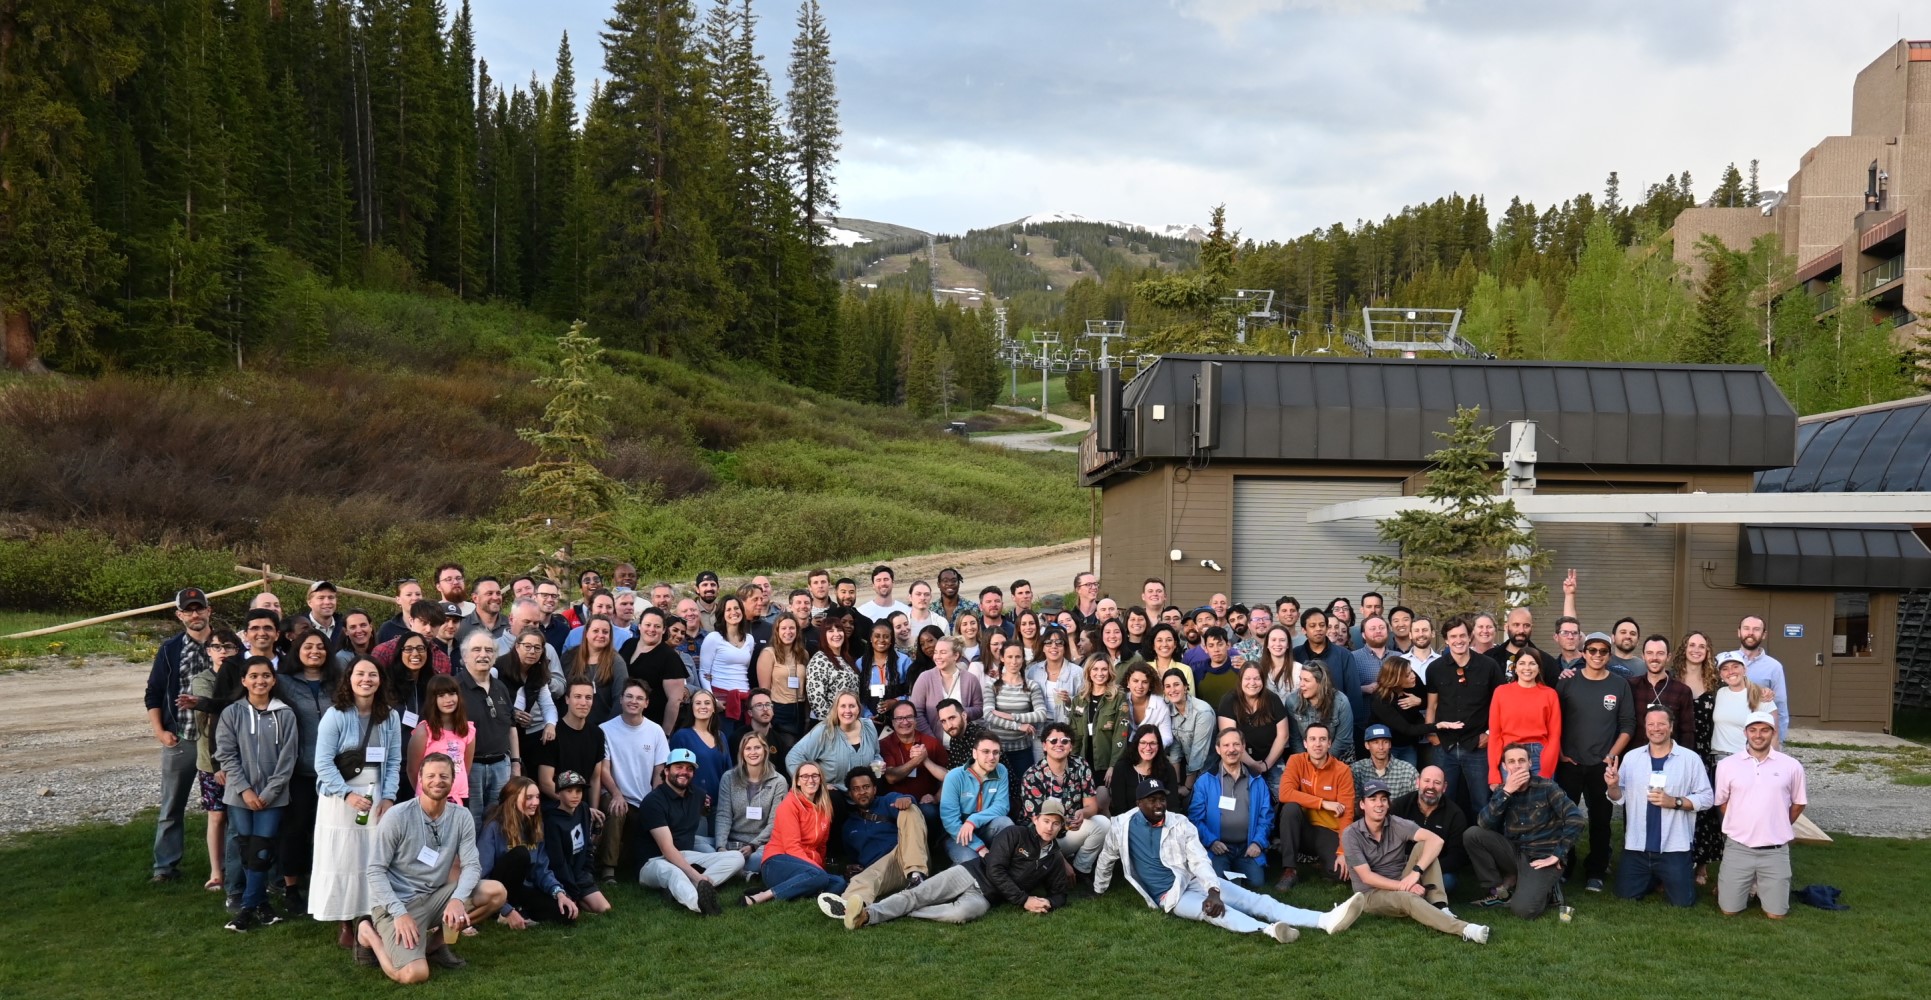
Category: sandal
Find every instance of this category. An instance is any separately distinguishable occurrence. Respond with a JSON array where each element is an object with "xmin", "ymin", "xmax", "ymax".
[
  {"xmin": 204, "ymin": 877, "xmax": 224, "ymax": 892},
  {"xmin": 741, "ymin": 891, "xmax": 760, "ymax": 907},
  {"xmin": 460, "ymin": 925, "xmax": 478, "ymax": 937}
]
